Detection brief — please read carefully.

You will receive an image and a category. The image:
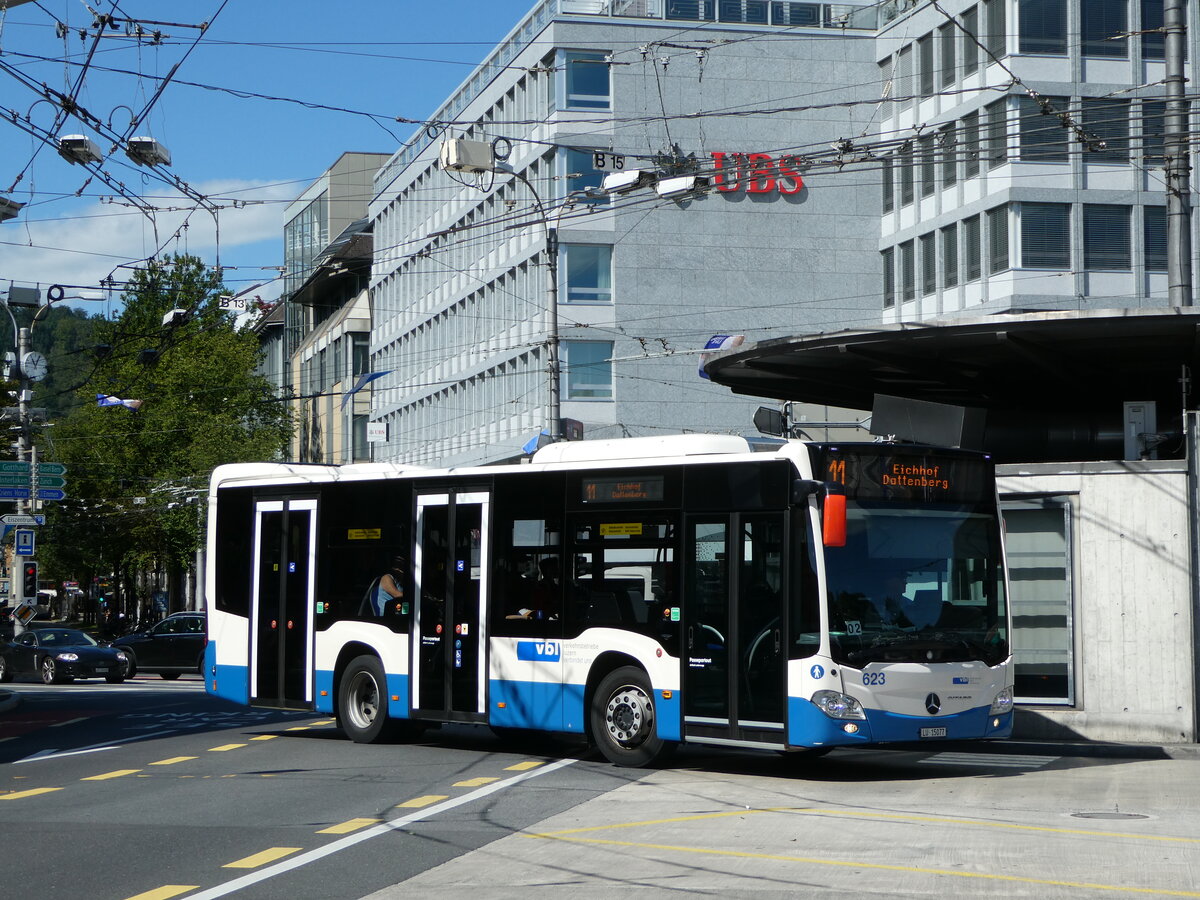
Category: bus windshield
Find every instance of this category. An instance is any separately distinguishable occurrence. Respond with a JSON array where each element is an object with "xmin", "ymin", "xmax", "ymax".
[{"xmin": 824, "ymin": 501, "xmax": 1008, "ymax": 667}]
